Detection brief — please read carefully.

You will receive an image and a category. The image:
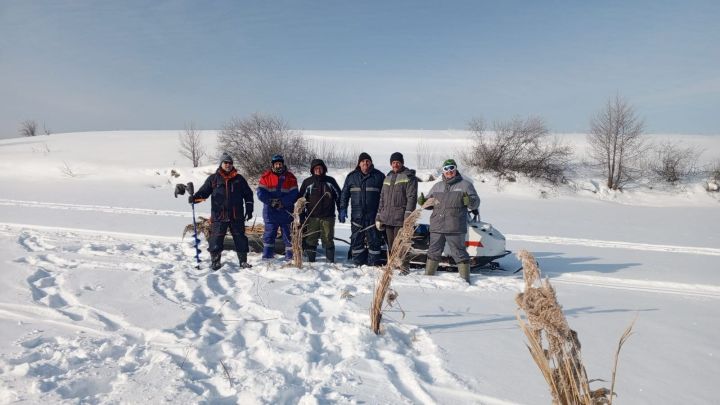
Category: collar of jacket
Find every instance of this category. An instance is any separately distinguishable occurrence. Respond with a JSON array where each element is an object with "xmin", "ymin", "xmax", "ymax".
[{"xmin": 218, "ymin": 168, "xmax": 238, "ymax": 180}]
